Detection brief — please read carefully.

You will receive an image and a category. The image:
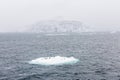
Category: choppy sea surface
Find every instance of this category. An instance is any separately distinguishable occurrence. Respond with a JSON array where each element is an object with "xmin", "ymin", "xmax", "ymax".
[{"xmin": 0, "ymin": 33, "xmax": 120, "ymax": 80}]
